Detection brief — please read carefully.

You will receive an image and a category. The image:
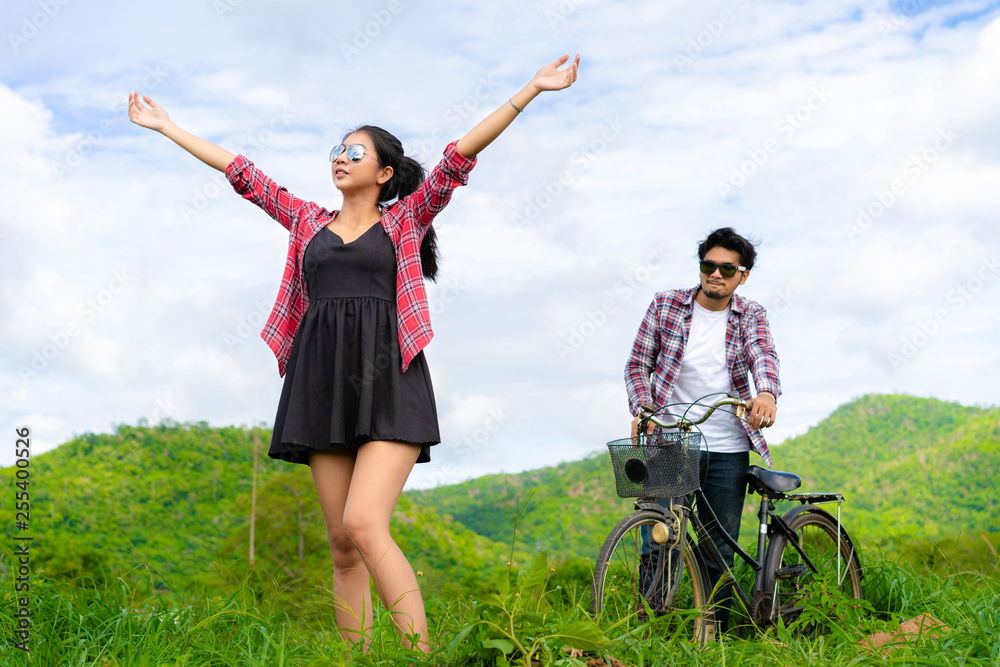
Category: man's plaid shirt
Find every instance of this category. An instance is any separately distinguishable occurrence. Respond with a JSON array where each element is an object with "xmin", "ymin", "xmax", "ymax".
[
  {"xmin": 226, "ymin": 141, "xmax": 476, "ymax": 376},
  {"xmin": 624, "ymin": 287, "xmax": 781, "ymax": 467}
]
